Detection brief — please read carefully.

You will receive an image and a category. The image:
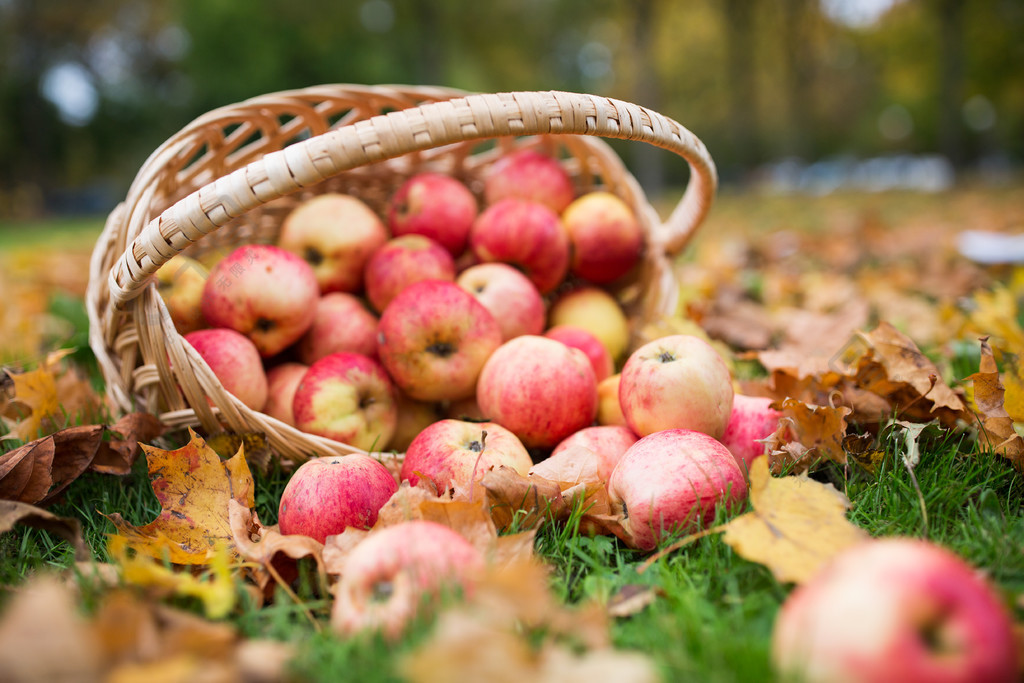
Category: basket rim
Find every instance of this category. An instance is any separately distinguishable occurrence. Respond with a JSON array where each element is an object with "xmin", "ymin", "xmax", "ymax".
[{"xmin": 86, "ymin": 84, "xmax": 718, "ymax": 465}]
